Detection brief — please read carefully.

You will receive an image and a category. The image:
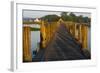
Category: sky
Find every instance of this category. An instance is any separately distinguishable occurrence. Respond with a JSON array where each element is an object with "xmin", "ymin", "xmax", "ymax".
[{"xmin": 23, "ymin": 10, "xmax": 91, "ymax": 18}]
